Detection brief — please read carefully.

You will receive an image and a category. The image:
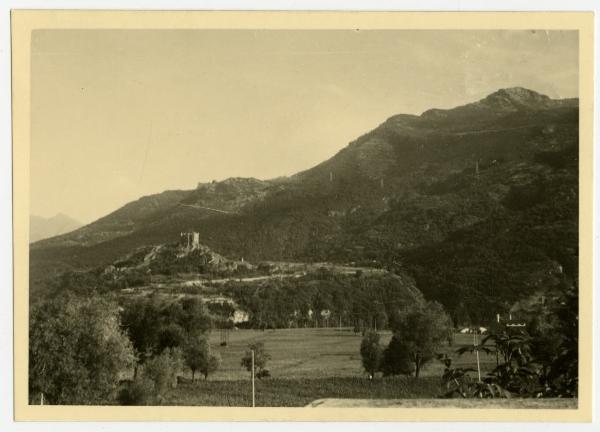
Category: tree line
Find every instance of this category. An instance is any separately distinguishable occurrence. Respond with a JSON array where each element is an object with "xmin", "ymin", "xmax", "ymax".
[{"xmin": 218, "ymin": 270, "xmax": 423, "ymax": 331}]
